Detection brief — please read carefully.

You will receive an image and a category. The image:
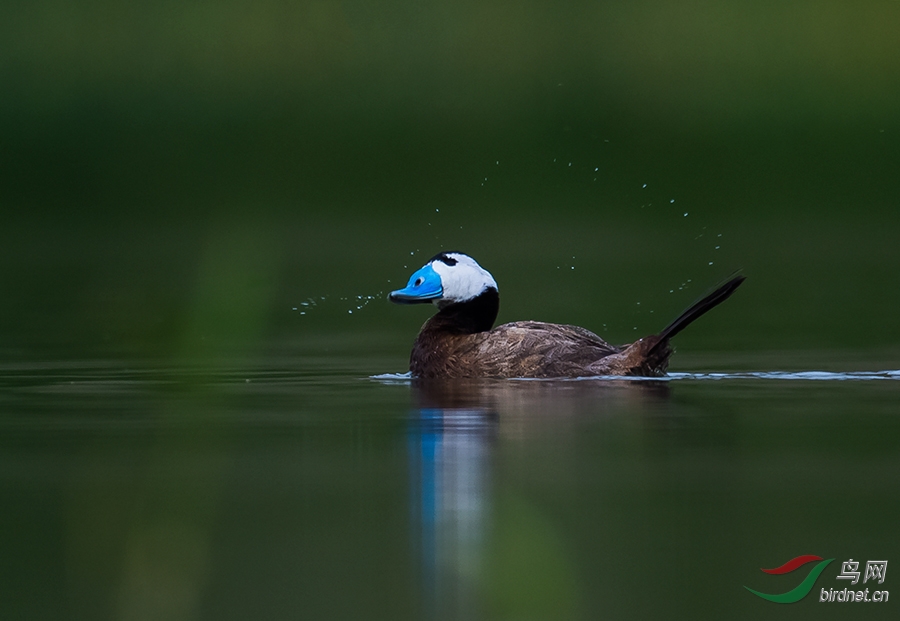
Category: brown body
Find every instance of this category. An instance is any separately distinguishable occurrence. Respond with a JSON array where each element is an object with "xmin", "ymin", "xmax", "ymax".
[
  {"xmin": 403, "ymin": 274, "xmax": 744, "ymax": 379},
  {"xmin": 411, "ymin": 320, "xmax": 670, "ymax": 378}
]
